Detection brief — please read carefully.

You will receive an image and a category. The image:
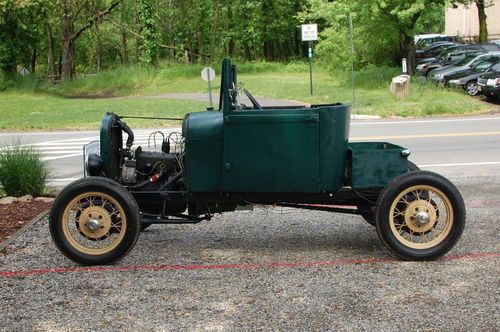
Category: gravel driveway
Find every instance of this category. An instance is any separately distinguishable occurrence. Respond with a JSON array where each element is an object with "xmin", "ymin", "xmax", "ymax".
[{"xmin": 1, "ymin": 175, "xmax": 499, "ymax": 331}]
